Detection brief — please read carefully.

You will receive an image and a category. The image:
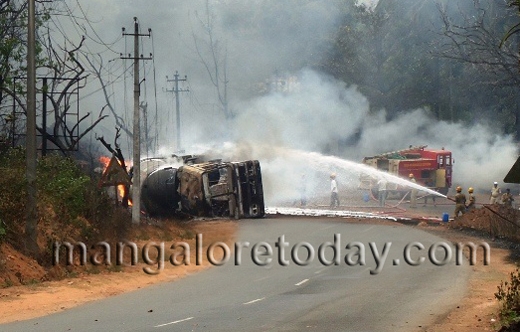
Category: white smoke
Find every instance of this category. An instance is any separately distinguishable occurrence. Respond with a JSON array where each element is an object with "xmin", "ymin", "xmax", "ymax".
[
  {"xmin": 354, "ymin": 108, "xmax": 518, "ymax": 193},
  {"xmin": 198, "ymin": 69, "xmax": 518, "ymax": 205},
  {"xmin": 233, "ymin": 69, "xmax": 369, "ymax": 152},
  {"xmin": 57, "ymin": 1, "xmax": 518, "ymax": 205},
  {"xmin": 356, "ymin": 0, "xmax": 380, "ymax": 11}
]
